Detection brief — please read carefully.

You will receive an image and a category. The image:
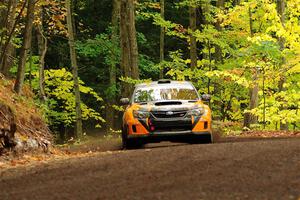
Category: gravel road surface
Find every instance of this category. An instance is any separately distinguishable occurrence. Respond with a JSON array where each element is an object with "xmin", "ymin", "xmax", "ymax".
[{"xmin": 0, "ymin": 137, "xmax": 299, "ymax": 200}]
